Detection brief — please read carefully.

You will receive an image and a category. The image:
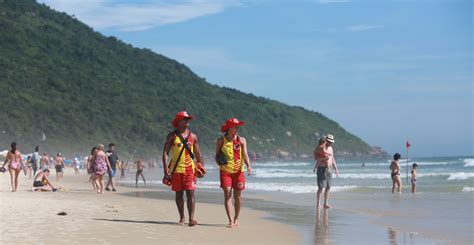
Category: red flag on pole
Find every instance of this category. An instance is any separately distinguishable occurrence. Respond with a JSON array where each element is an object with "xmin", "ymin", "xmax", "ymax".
[{"xmin": 406, "ymin": 140, "xmax": 411, "ymax": 148}]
